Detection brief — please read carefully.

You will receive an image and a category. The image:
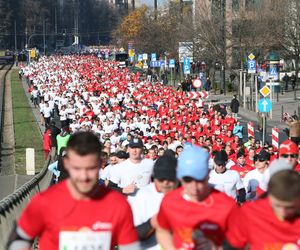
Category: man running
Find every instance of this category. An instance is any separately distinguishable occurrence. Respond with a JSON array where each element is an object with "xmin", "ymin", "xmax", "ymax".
[
  {"xmin": 7, "ymin": 132, "xmax": 140, "ymax": 250},
  {"xmin": 156, "ymin": 145, "xmax": 237, "ymax": 250},
  {"xmin": 227, "ymin": 169, "xmax": 300, "ymax": 249}
]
